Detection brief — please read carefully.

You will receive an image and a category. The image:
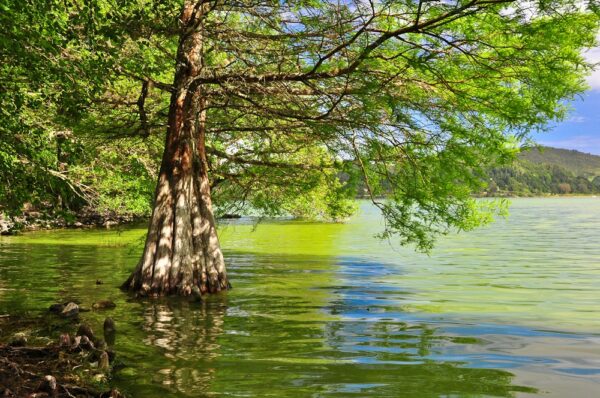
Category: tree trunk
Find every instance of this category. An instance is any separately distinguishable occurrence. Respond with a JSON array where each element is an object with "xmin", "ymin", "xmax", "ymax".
[{"xmin": 122, "ymin": 2, "xmax": 228, "ymax": 296}]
